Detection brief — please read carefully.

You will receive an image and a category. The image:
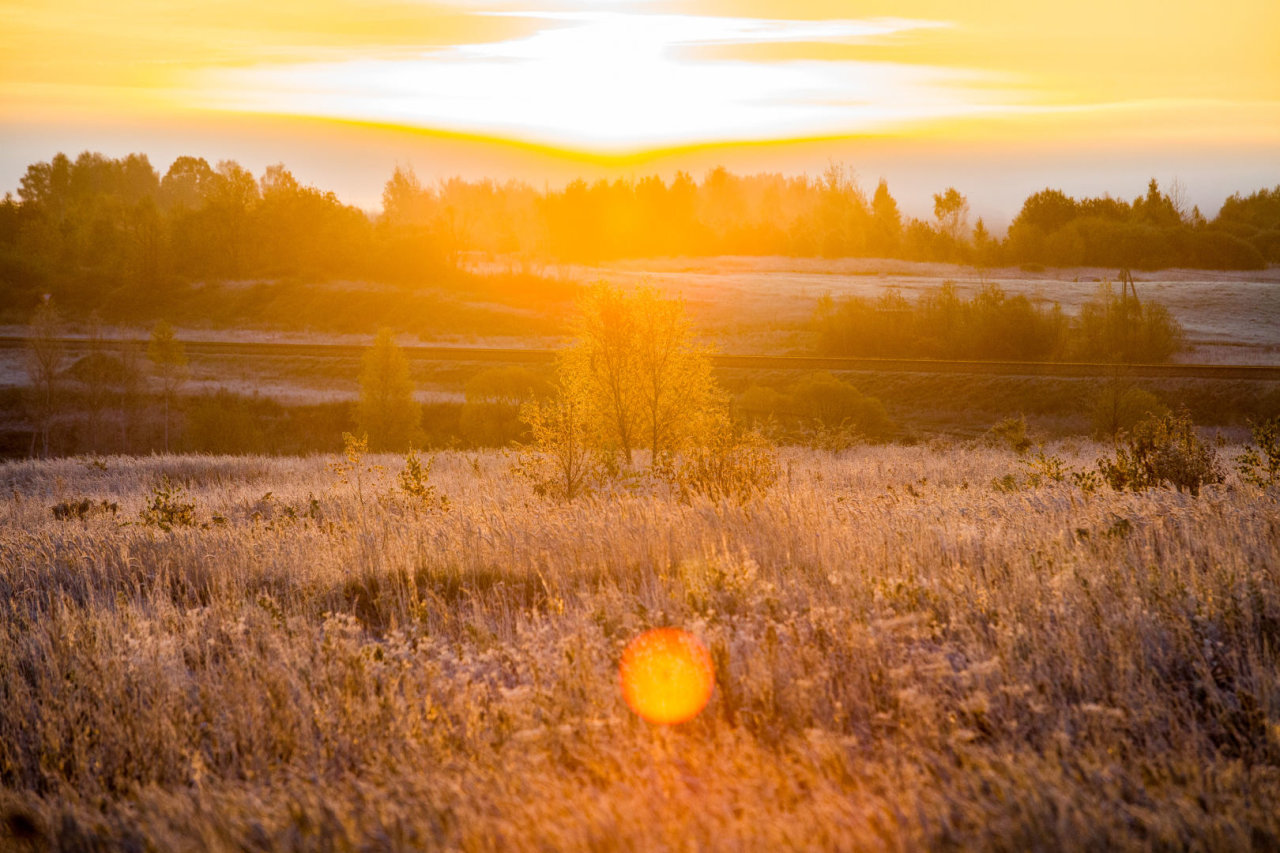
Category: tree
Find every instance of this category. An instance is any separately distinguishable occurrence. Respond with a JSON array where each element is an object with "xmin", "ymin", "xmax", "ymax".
[
  {"xmin": 147, "ymin": 320, "xmax": 187, "ymax": 452},
  {"xmin": 562, "ymin": 284, "xmax": 642, "ymax": 464},
  {"xmin": 870, "ymin": 178, "xmax": 902, "ymax": 257},
  {"xmin": 560, "ymin": 284, "xmax": 714, "ymax": 466},
  {"xmin": 630, "ymin": 288, "xmax": 715, "ymax": 462},
  {"xmin": 933, "ymin": 187, "xmax": 970, "ymax": 245},
  {"xmin": 24, "ymin": 297, "xmax": 64, "ymax": 457},
  {"xmin": 357, "ymin": 328, "xmax": 421, "ymax": 451},
  {"xmin": 517, "ymin": 379, "xmax": 597, "ymax": 499}
]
